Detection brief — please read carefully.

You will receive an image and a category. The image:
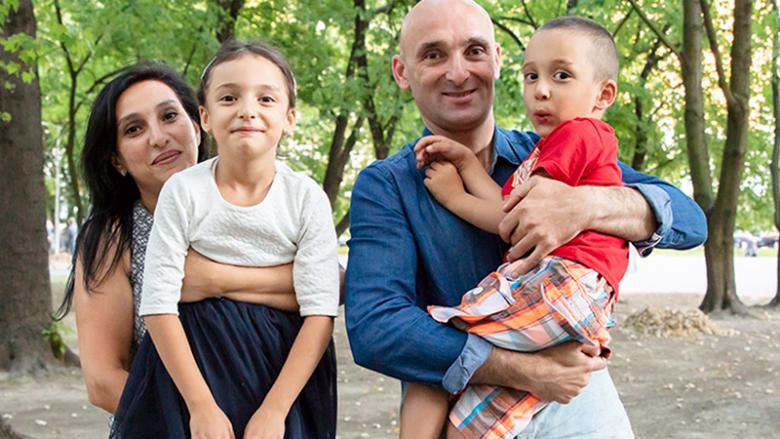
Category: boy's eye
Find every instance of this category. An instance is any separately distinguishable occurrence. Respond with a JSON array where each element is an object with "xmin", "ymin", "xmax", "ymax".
[
  {"xmin": 553, "ymin": 71, "xmax": 571, "ymax": 80},
  {"xmin": 523, "ymin": 72, "xmax": 538, "ymax": 81}
]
